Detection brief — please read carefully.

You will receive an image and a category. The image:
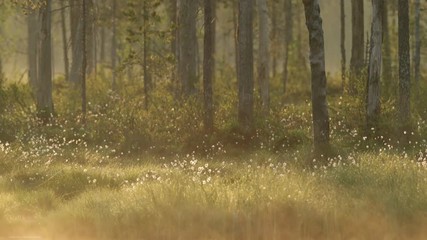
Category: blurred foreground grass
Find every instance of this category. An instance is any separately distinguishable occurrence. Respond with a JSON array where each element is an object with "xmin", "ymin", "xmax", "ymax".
[{"xmin": 0, "ymin": 149, "xmax": 426, "ymax": 240}]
